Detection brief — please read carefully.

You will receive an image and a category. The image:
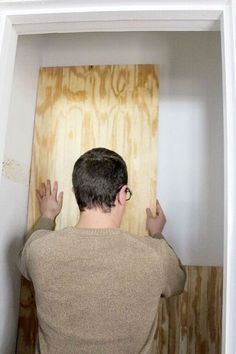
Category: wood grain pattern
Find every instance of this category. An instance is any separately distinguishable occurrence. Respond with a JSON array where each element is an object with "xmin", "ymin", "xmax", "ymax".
[
  {"xmin": 155, "ymin": 266, "xmax": 223, "ymax": 354},
  {"xmin": 15, "ymin": 278, "xmax": 37, "ymax": 354},
  {"xmin": 16, "ymin": 64, "xmax": 159, "ymax": 353}
]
